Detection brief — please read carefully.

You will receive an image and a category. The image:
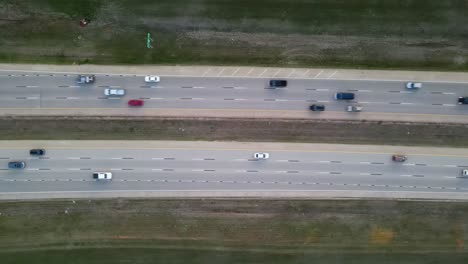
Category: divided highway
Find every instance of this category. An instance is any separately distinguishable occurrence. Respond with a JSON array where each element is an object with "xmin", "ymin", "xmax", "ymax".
[
  {"xmin": 1, "ymin": 141, "xmax": 468, "ymax": 200},
  {"xmin": 2, "ymin": 72, "xmax": 468, "ymax": 117}
]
